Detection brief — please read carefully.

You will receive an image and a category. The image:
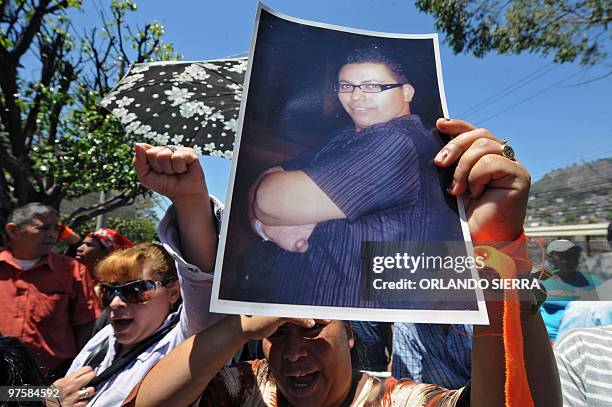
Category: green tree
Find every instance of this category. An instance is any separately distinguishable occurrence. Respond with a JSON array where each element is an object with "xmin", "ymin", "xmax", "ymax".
[
  {"xmin": 416, "ymin": 0, "xmax": 611, "ymax": 65},
  {"xmin": 0, "ymin": 0, "xmax": 180, "ymax": 243},
  {"xmin": 77, "ymin": 216, "xmax": 157, "ymax": 244},
  {"xmin": 62, "ymin": 191, "xmax": 160, "ymax": 243}
]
